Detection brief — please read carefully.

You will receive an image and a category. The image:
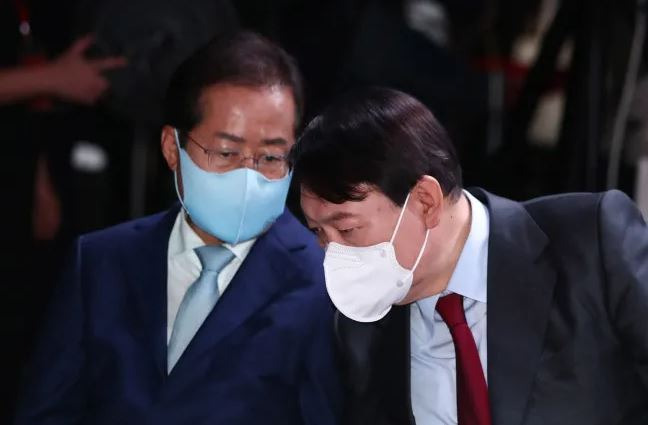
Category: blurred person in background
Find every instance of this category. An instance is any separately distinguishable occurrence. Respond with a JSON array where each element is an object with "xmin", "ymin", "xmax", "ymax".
[
  {"xmin": 14, "ymin": 31, "xmax": 341, "ymax": 425},
  {"xmin": 0, "ymin": 0, "xmax": 125, "ymax": 421},
  {"xmin": 0, "ymin": 35, "xmax": 124, "ymax": 106},
  {"xmin": 0, "ymin": 34, "xmax": 126, "ymax": 241},
  {"xmin": 292, "ymin": 87, "xmax": 648, "ymax": 425}
]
